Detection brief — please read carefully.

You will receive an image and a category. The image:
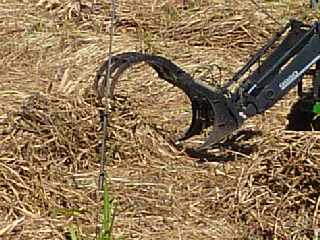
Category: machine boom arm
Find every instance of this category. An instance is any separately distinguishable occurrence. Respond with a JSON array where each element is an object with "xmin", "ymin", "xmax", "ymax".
[{"xmin": 95, "ymin": 20, "xmax": 320, "ymax": 151}]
